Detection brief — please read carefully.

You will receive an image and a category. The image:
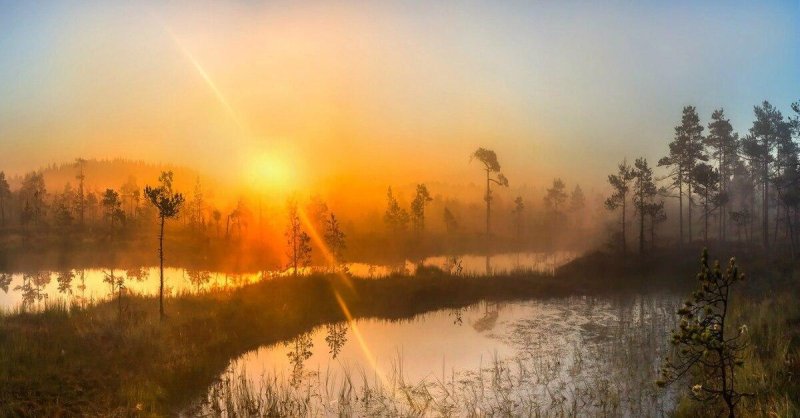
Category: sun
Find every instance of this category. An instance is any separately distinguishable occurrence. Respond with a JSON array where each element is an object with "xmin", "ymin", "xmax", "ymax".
[{"xmin": 248, "ymin": 153, "xmax": 294, "ymax": 191}]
